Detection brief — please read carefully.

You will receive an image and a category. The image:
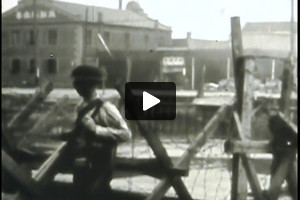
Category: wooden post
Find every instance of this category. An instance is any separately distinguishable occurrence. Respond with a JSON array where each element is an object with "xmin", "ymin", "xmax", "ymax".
[
  {"xmin": 198, "ymin": 65, "xmax": 205, "ymax": 97},
  {"xmin": 227, "ymin": 57, "xmax": 231, "ymax": 80},
  {"xmin": 191, "ymin": 57, "xmax": 195, "ymax": 90},
  {"xmin": 279, "ymin": 60, "xmax": 294, "ymax": 117},
  {"xmin": 146, "ymin": 103, "xmax": 232, "ymax": 200},
  {"xmin": 271, "ymin": 59, "xmax": 275, "ymax": 80},
  {"xmin": 230, "ymin": 16, "xmax": 248, "ymax": 200},
  {"xmin": 240, "ymin": 57, "xmax": 255, "ymax": 139},
  {"xmin": 233, "ymin": 112, "xmax": 265, "ymax": 200},
  {"xmin": 159, "ymin": 57, "xmax": 164, "ymax": 82},
  {"xmin": 33, "ymin": 0, "xmax": 40, "ymax": 86}
]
